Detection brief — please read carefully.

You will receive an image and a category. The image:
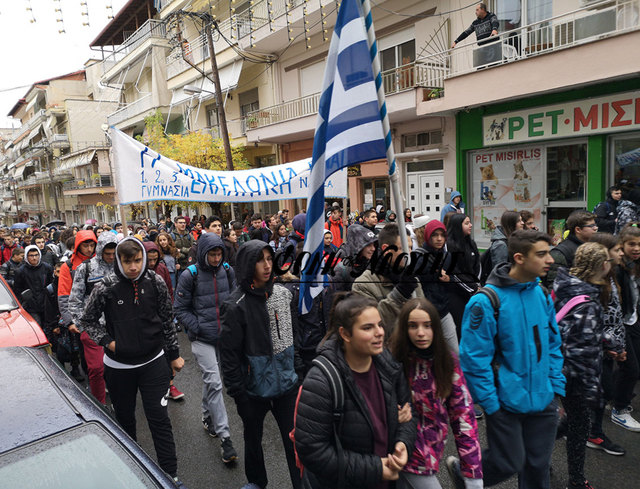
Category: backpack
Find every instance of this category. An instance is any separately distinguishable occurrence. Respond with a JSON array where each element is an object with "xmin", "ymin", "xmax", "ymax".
[
  {"xmin": 289, "ymin": 356, "xmax": 345, "ymax": 487},
  {"xmin": 555, "ymin": 295, "xmax": 591, "ymax": 324},
  {"xmin": 186, "ymin": 262, "xmax": 233, "ymax": 291}
]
